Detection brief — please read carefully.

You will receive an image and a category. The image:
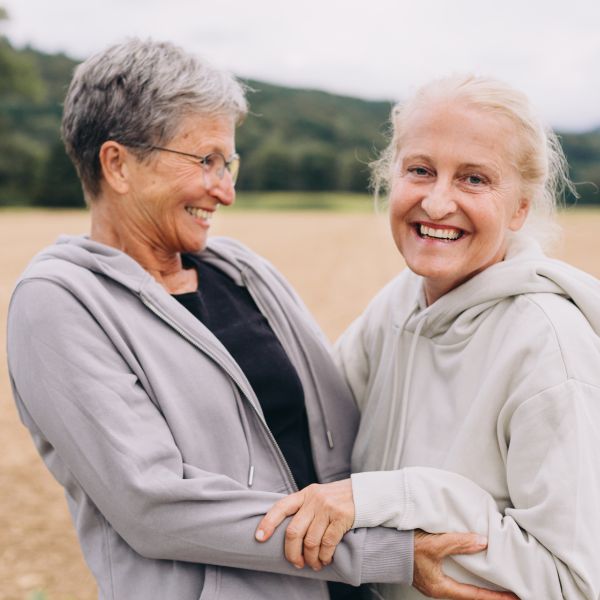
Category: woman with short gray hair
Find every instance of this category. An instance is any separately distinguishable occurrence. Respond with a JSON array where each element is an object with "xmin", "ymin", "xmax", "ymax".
[
  {"xmin": 61, "ymin": 38, "xmax": 247, "ymax": 200},
  {"xmin": 8, "ymin": 42, "xmax": 514, "ymax": 600}
]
